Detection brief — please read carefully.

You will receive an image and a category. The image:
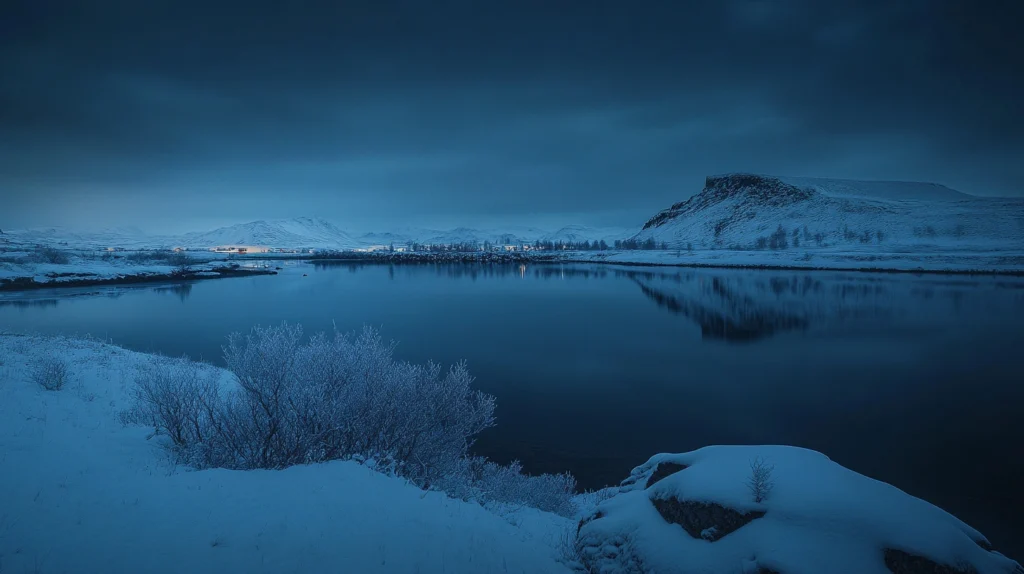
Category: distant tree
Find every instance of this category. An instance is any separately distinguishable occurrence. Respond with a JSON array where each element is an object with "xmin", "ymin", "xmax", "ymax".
[
  {"xmin": 599, "ymin": 239, "xmax": 609, "ymax": 250},
  {"xmin": 642, "ymin": 238, "xmax": 657, "ymax": 250},
  {"xmin": 768, "ymin": 225, "xmax": 788, "ymax": 249},
  {"xmin": 170, "ymin": 252, "xmax": 193, "ymax": 276},
  {"xmin": 876, "ymin": 230, "xmax": 885, "ymax": 243},
  {"xmin": 614, "ymin": 239, "xmax": 622, "ymax": 250},
  {"xmin": 687, "ymin": 242, "xmax": 693, "ymax": 252}
]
